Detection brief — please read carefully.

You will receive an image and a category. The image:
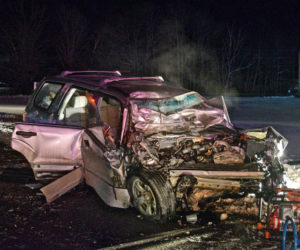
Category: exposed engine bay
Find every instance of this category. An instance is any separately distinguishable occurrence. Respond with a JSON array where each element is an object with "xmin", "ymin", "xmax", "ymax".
[{"xmin": 120, "ymin": 92, "xmax": 288, "ymax": 212}]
